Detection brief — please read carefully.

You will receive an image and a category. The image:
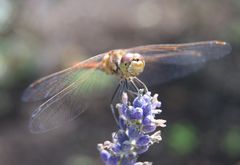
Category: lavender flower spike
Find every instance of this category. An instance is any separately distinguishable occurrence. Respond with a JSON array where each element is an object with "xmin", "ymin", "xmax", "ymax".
[{"xmin": 98, "ymin": 90, "xmax": 166, "ymax": 165}]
